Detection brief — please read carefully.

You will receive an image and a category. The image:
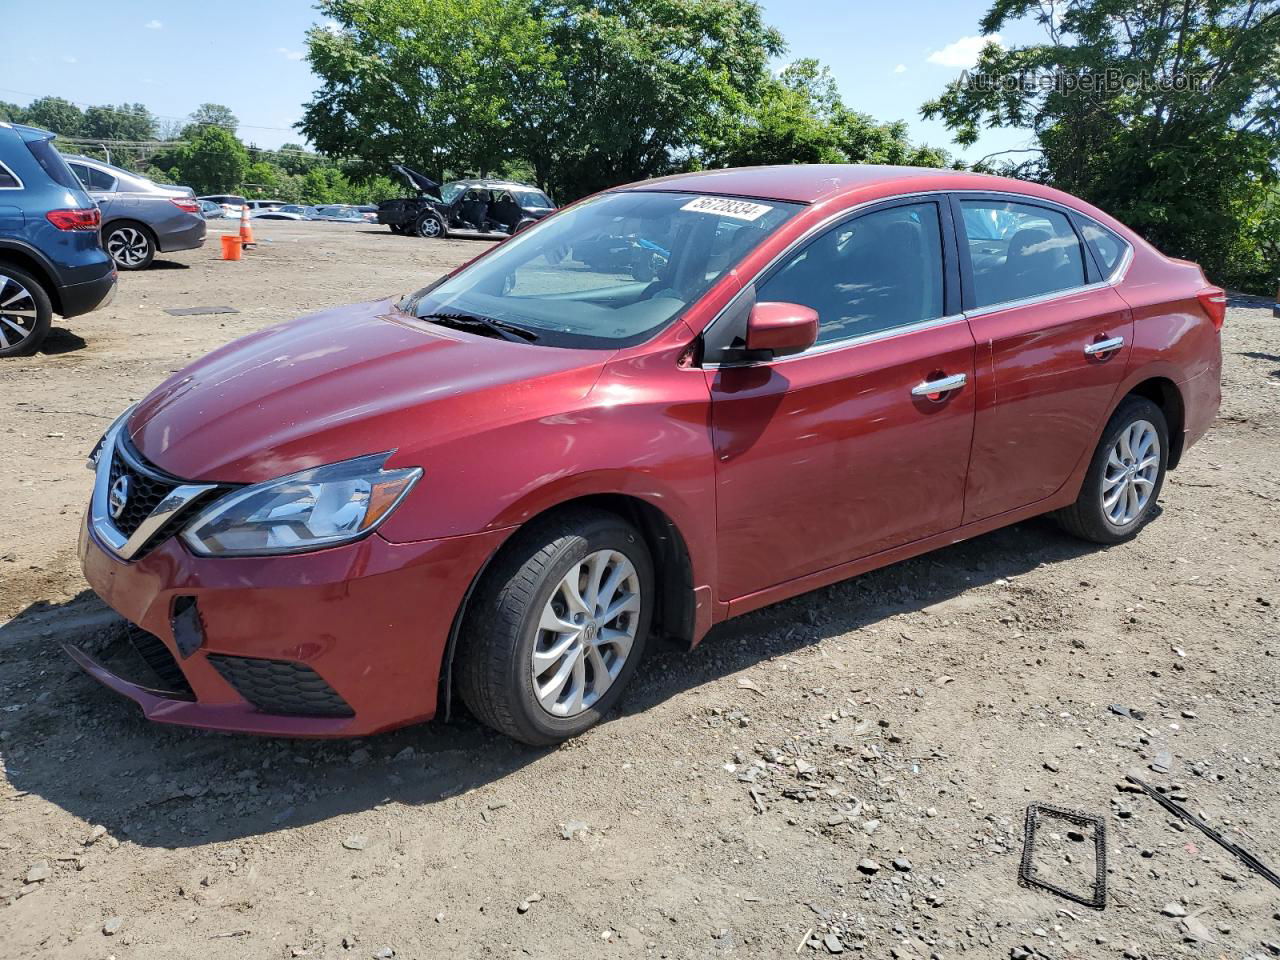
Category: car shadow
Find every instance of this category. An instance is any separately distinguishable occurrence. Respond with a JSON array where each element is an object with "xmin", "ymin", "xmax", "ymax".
[
  {"xmin": 37, "ymin": 327, "xmax": 88, "ymax": 355},
  {"xmin": 0, "ymin": 516, "xmax": 1098, "ymax": 849},
  {"xmin": 146, "ymin": 260, "xmax": 191, "ymax": 271}
]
